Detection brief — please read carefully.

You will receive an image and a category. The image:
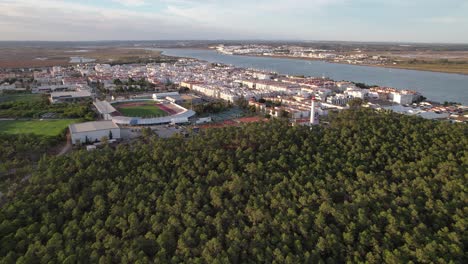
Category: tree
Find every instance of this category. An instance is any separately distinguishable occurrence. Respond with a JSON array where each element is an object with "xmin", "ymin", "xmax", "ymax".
[
  {"xmin": 234, "ymin": 96, "xmax": 249, "ymax": 109},
  {"xmin": 279, "ymin": 109, "xmax": 290, "ymax": 118},
  {"xmin": 141, "ymin": 127, "xmax": 153, "ymax": 139},
  {"xmin": 100, "ymin": 136, "xmax": 109, "ymax": 145},
  {"xmin": 348, "ymin": 98, "xmax": 364, "ymax": 109}
]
